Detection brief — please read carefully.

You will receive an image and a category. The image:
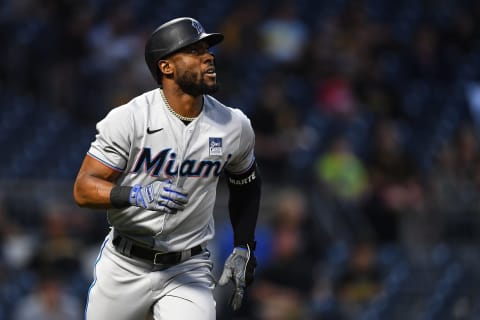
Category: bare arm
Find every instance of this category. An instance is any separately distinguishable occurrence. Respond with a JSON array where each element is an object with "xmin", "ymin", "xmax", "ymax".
[{"xmin": 73, "ymin": 154, "xmax": 122, "ymax": 209}]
